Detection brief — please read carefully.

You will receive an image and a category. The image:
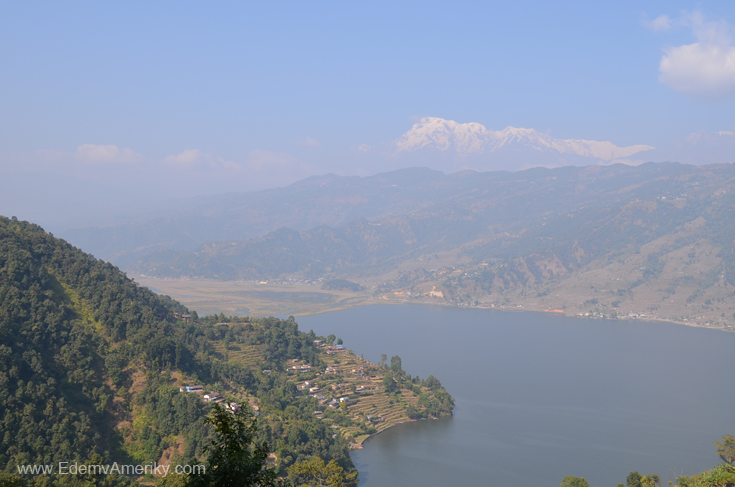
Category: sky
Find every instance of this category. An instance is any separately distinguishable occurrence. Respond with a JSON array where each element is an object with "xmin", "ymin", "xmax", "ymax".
[{"xmin": 1, "ymin": 1, "xmax": 735, "ymax": 224}]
